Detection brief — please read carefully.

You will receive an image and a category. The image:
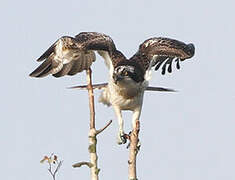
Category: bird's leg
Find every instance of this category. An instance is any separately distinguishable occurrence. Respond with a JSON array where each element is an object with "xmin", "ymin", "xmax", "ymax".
[{"xmin": 114, "ymin": 106, "xmax": 127, "ymax": 144}]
